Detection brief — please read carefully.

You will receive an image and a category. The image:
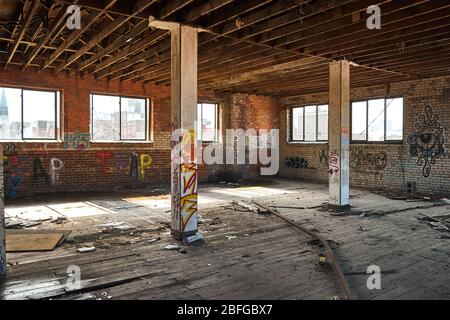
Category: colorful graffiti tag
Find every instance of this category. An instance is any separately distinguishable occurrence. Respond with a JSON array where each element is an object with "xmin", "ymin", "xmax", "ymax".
[
  {"xmin": 180, "ymin": 164, "xmax": 198, "ymax": 232},
  {"xmin": 63, "ymin": 132, "xmax": 91, "ymax": 150}
]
